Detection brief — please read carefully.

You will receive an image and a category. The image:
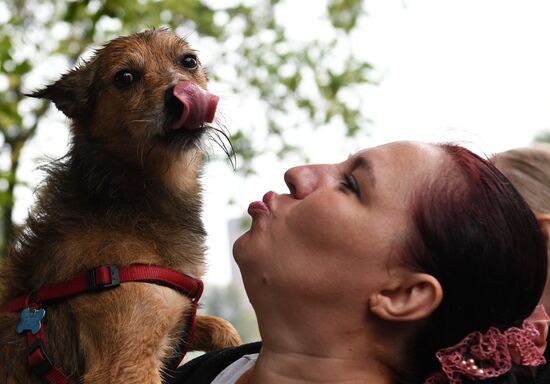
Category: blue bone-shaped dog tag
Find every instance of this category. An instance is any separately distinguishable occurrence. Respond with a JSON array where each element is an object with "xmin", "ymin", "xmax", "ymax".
[{"xmin": 16, "ymin": 307, "xmax": 46, "ymax": 335}]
